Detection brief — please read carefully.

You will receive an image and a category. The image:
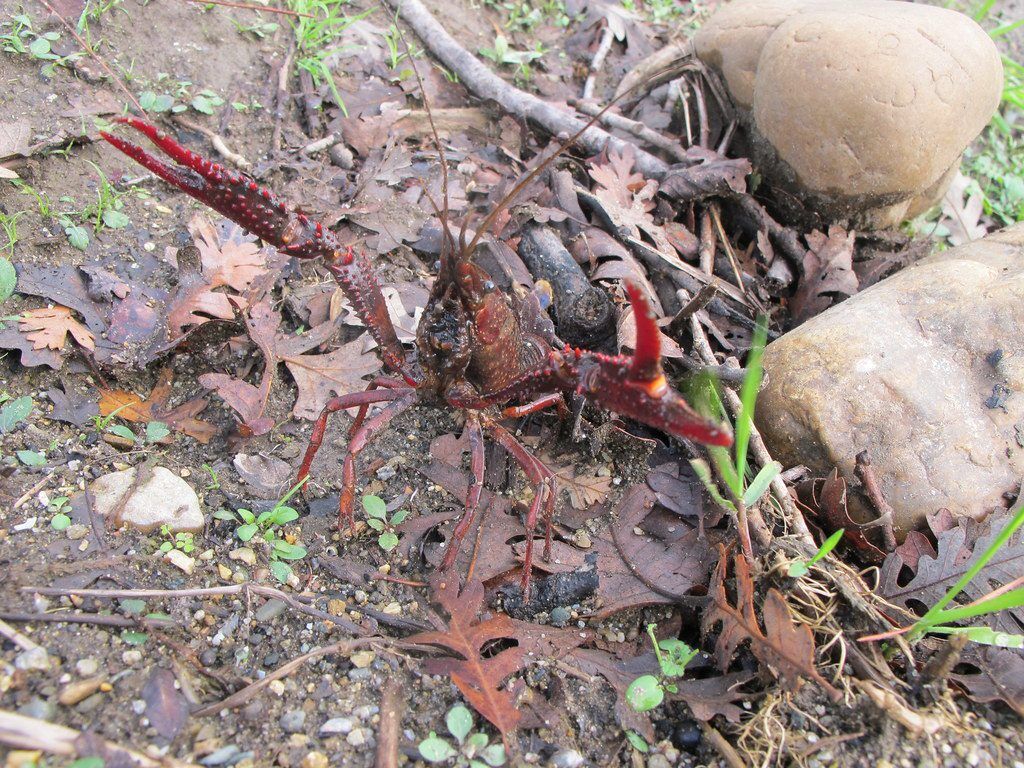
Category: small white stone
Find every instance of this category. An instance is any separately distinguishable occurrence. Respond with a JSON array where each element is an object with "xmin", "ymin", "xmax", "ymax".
[{"xmin": 164, "ymin": 549, "xmax": 195, "ymax": 575}]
